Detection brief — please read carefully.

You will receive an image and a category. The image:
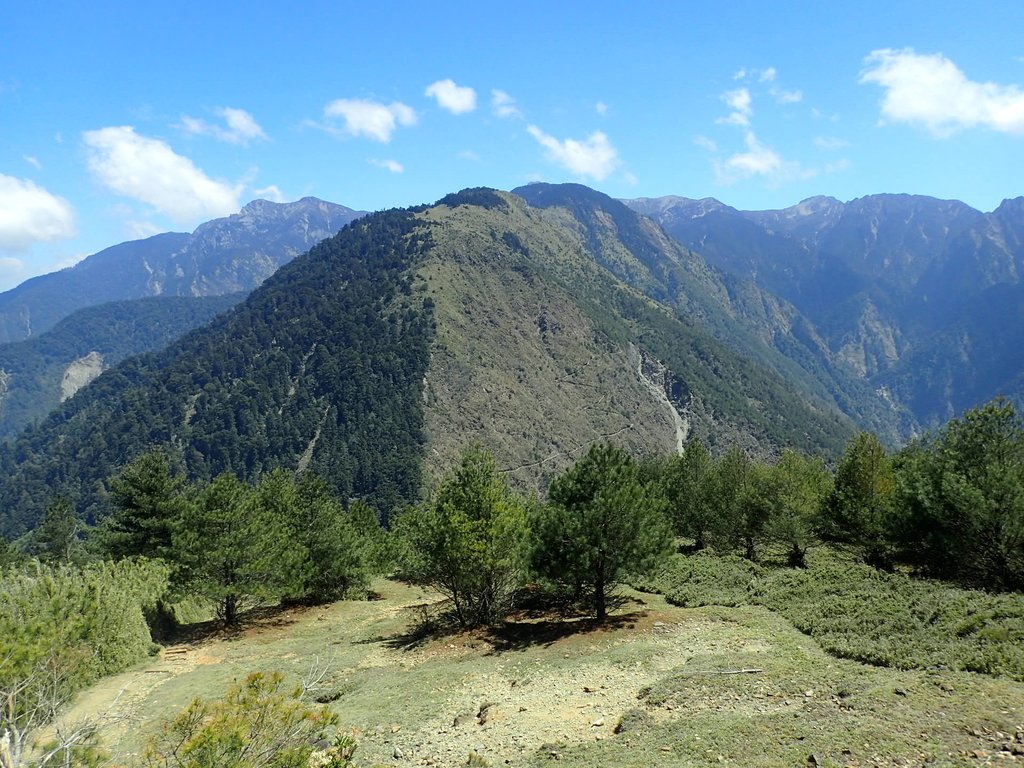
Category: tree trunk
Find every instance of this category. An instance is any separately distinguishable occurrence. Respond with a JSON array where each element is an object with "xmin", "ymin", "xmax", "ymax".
[
  {"xmin": 224, "ymin": 593, "xmax": 238, "ymax": 626},
  {"xmin": 594, "ymin": 569, "xmax": 606, "ymax": 622},
  {"xmin": 787, "ymin": 545, "xmax": 806, "ymax": 569}
]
